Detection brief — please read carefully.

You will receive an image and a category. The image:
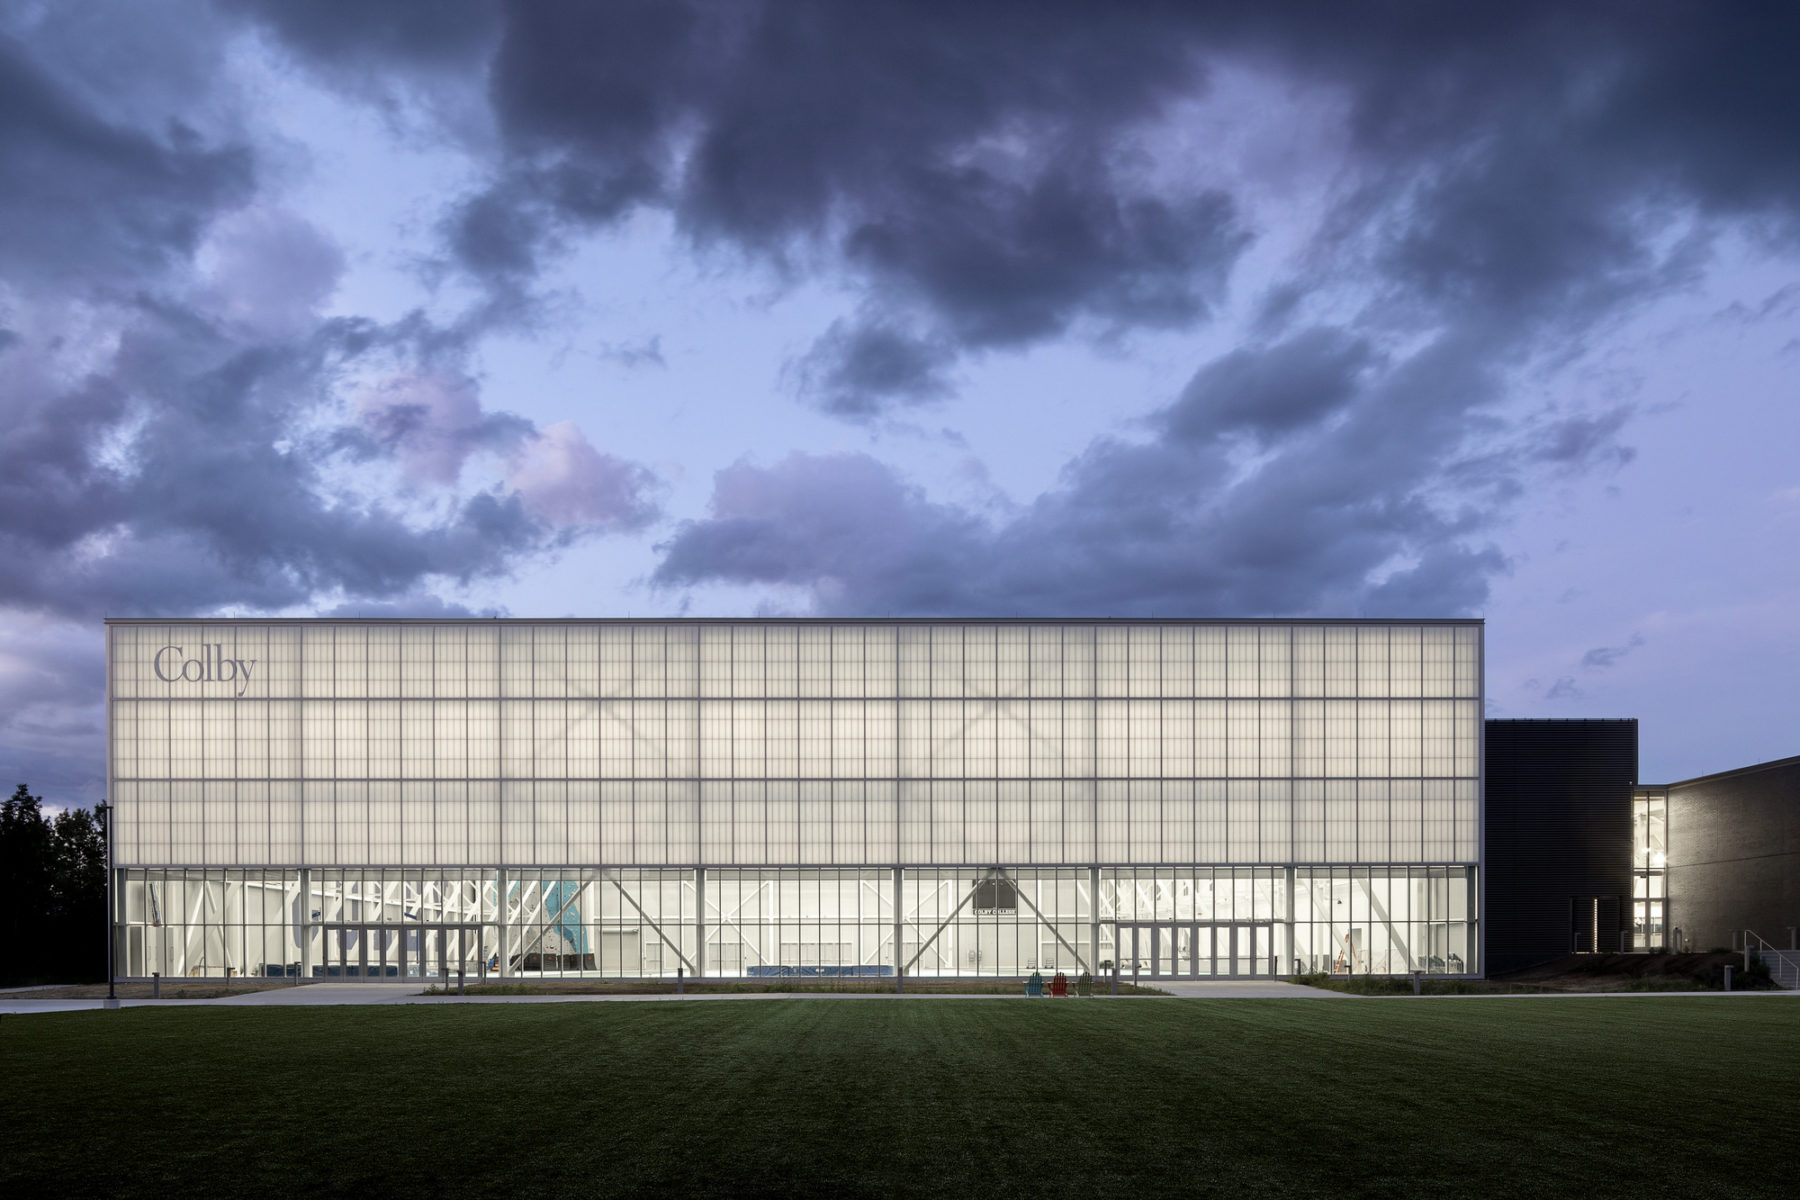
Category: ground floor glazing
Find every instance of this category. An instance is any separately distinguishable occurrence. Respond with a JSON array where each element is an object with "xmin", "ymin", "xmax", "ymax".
[{"xmin": 112, "ymin": 864, "xmax": 1478, "ymax": 982}]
